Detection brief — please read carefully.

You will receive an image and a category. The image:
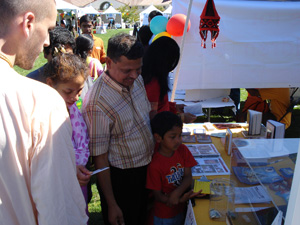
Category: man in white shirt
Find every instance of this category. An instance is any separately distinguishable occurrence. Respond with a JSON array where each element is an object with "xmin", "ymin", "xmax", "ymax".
[{"xmin": 0, "ymin": 0, "xmax": 88, "ymax": 224}]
